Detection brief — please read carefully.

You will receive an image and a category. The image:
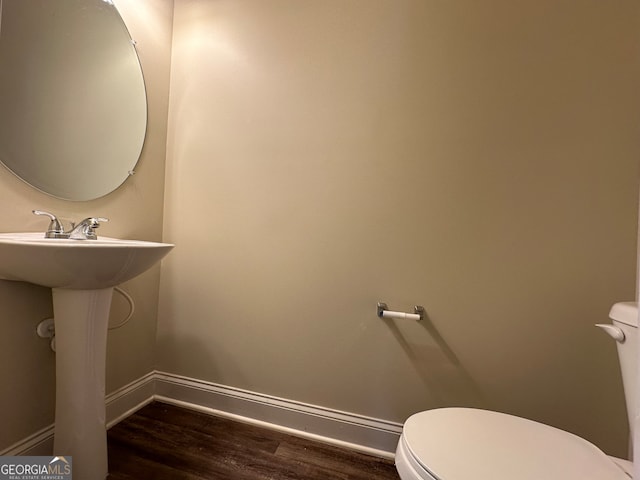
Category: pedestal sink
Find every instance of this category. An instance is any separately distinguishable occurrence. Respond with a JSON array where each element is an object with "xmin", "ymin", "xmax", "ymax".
[{"xmin": 0, "ymin": 233, "xmax": 173, "ymax": 480}]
